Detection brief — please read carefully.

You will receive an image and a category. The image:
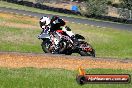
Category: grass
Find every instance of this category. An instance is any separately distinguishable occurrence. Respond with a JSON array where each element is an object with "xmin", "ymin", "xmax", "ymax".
[
  {"xmin": 0, "ymin": 12, "xmax": 132, "ymax": 59},
  {"xmin": 0, "ymin": 26, "xmax": 42, "ymax": 53},
  {"xmin": 0, "ymin": 12, "xmax": 38, "ymax": 26},
  {"xmin": 0, "ymin": 68, "xmax": 131, "ymax": 88},
  {"xmin": 0, "ymin": 11, "xmax": 132, "ymax": 88},
  {"xmin": 68, "ymin": 23, "xmax": 132, "ymax": 59}
]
